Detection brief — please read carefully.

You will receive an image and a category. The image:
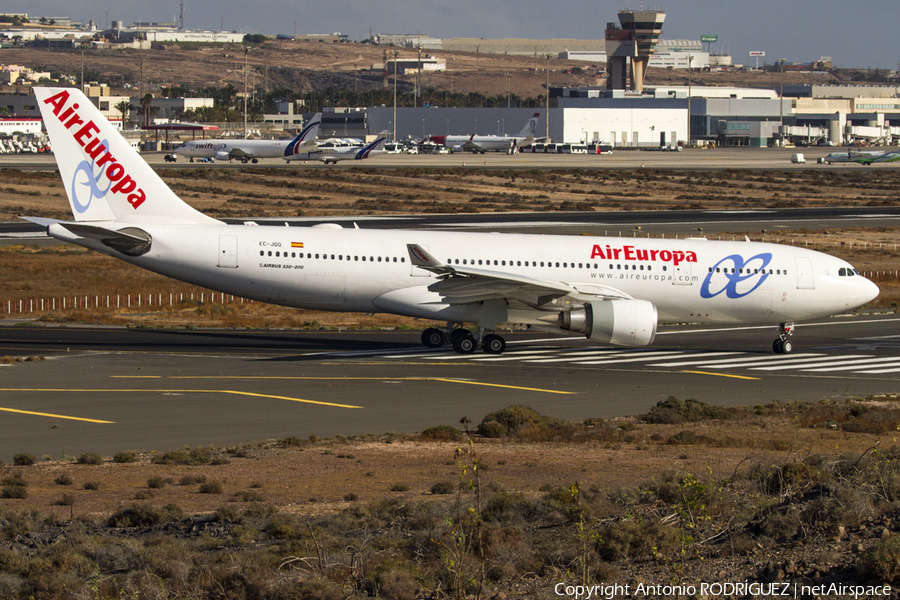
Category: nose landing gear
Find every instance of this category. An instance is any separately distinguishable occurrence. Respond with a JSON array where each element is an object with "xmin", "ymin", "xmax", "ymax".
[{"xmin": 773, "ymin": 321, "xmax": 794, "ymax": 354}]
